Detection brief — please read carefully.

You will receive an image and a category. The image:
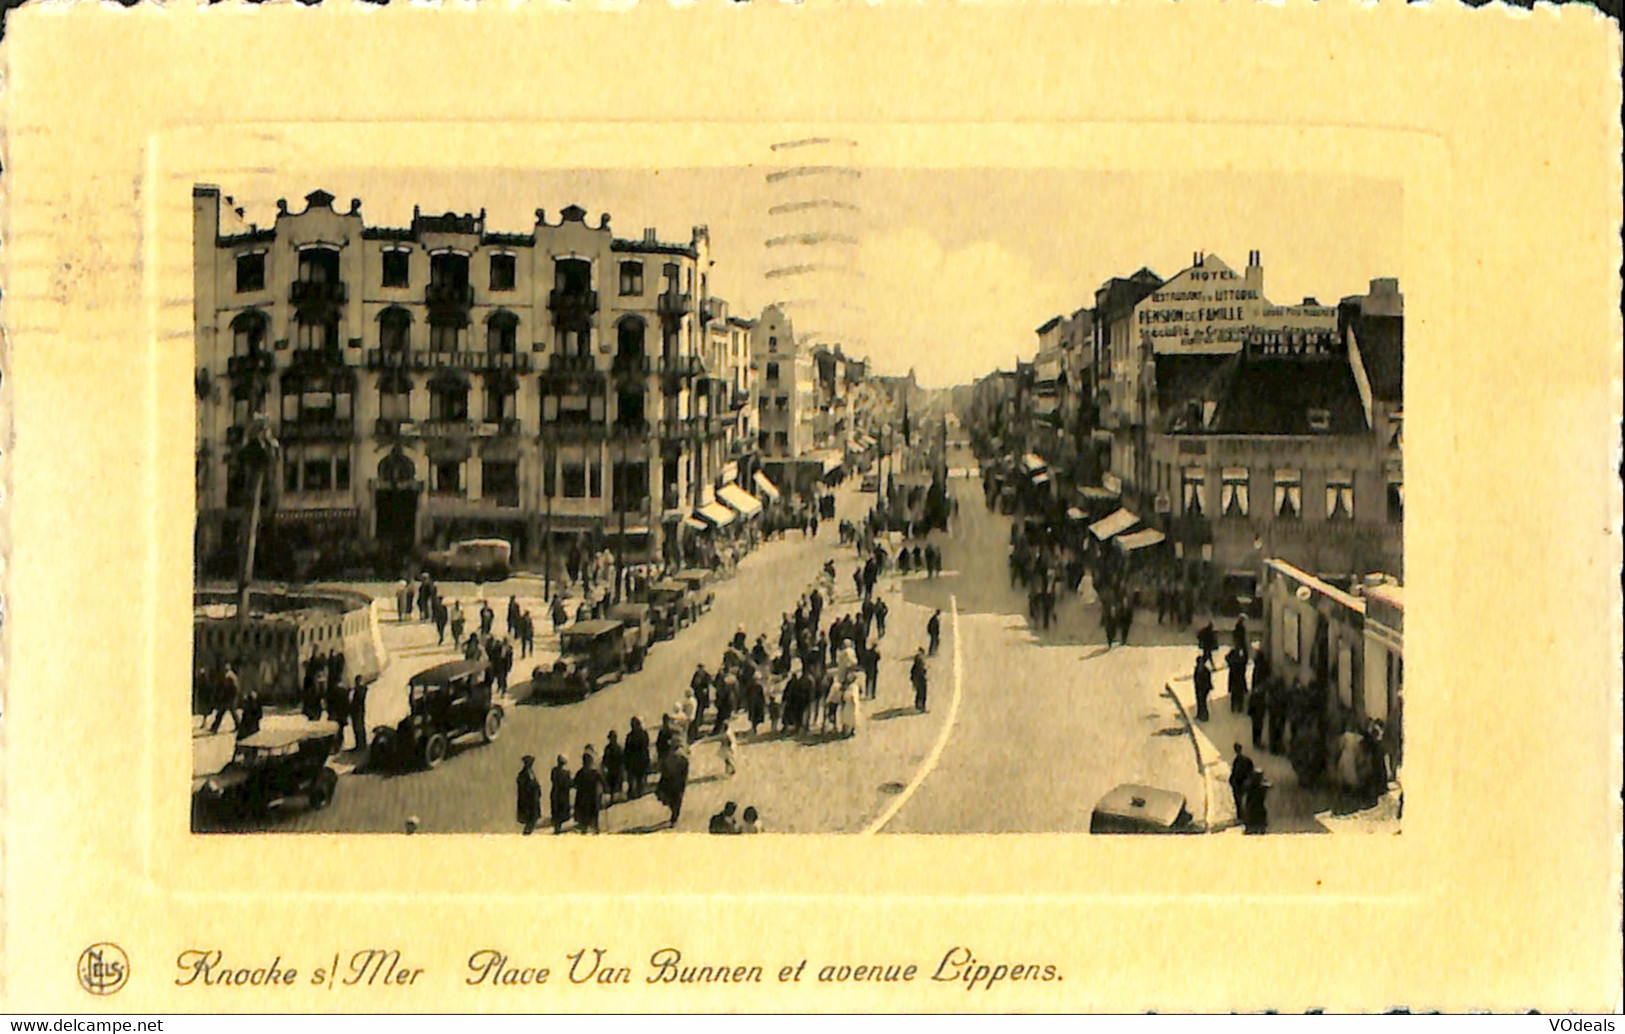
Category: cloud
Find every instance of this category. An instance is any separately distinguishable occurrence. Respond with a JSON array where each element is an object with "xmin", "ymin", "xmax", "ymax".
[{"xmin": 847, "ymin": 228, "xmax": 1063, "ymax": 388}]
